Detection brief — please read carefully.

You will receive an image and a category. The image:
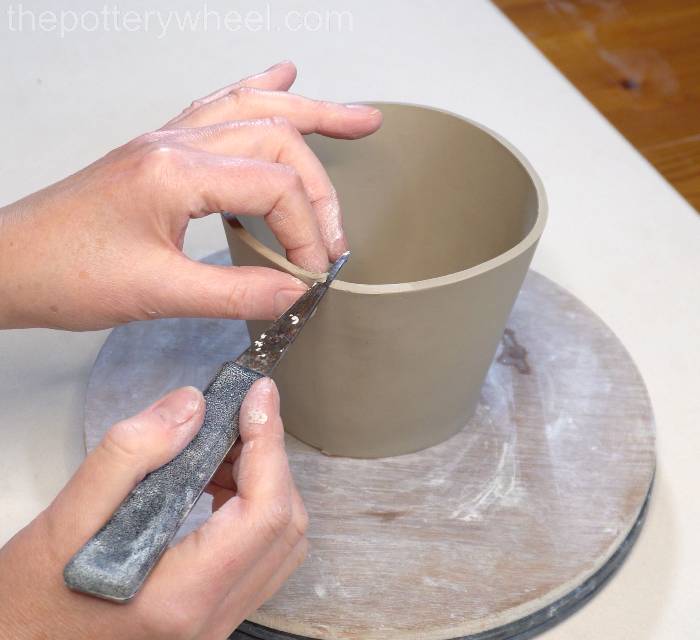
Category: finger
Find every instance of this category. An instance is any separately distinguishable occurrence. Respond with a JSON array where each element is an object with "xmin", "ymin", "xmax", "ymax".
[
  {"xmin": 209, "ymin": 452, "xmax": 300, "ymax": 505},
  {"xmin": 166, "ymin": 379, "xmax": 293, "ymax": 591},
  {"xmin": 46, "ymin": 387, "xmax": 204, "ymax": 552},
  {"xmin": 200, "ymin": 537, "xmax": 308, "ymax": 640},
  {"xmin": 203, "ymin": 449, "xmax": 238, "ymax": 497},
  {"xmin": 173, "ymin": 87, "xmax": 383, "ymax": 139},
  {"xmin": 229, "ymin": 420, "xmax": 285, "ymax": 485},
  {"xmin": 246, "ymin": 536, "xmax": 308, "ymax": 613},
  {"xmin": 207, "ymin": 486, "xmax": 235, "ymax": 511},
  {"xmin": 144, "ymin": 146, "xmax": 328, "ymax": 272},
  {"xmin": 199, "ymin": 486, "xmax": 308, "ymax": 638},
  {"xmin": 233, "ymin": 378, "xmax": 291, "ymax": 505},
  {"xmin": 225, "ymin": 438, "xmax": 244, "ymax": 464},
  {"xmin": 208, "ymin": 461, "xmax": 236, "ymax": 492},
  {"xmin": 175, "ymin": 118, "xmax": 347, "ymax": 258},
  {"xmin": 193, "ymin": 61, "xmax": 298, "ymax": 105},
  {"xmin": 164, "ymin": 60, "xmax": 297, "ymax": 129},
  {"xmin": 146, "ymin": 256, "xmax": 306, "ymax": 321},
  {"xmin": 204, "ymin": 440, "xmax": 242, "ymax": 493}
]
